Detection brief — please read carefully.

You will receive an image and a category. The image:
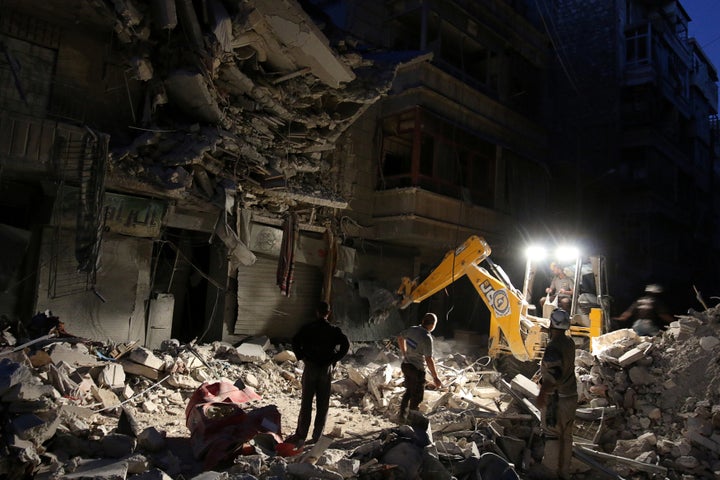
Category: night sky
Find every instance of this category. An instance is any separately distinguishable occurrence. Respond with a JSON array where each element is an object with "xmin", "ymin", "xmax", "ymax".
[{"xmin": 684, "ymin": 0, "xmax": 720, "ymax": 78}]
